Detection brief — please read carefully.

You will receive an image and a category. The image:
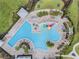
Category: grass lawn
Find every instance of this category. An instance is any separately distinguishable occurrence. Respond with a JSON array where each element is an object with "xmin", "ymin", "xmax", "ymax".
[
  {"xmin": 67, "ymin": 0, "xmax": 78, "ymax": 32},
  {"xmin": 75, "ymin": 45, "xmax": 79, "ymax": 55},
  {"xmin": 62, "ymin": 57, "xmax": 74, "ymax": 59},
  {"xmin": 0, "ymin": 0, "xmax": 28, "ymax": 33},
  {"xmin": 71, "ymin": 33, "xmax": 79, "ymax": 45},
  {"xmin": 34, "ymin": 0, "xmax": 64, "ymax": 10}
]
